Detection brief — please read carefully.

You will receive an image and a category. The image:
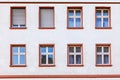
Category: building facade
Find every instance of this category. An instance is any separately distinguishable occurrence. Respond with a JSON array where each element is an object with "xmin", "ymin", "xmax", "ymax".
[{"xmin": 0, "ymin": 0, "xmax": 120, "ymax": 80}]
